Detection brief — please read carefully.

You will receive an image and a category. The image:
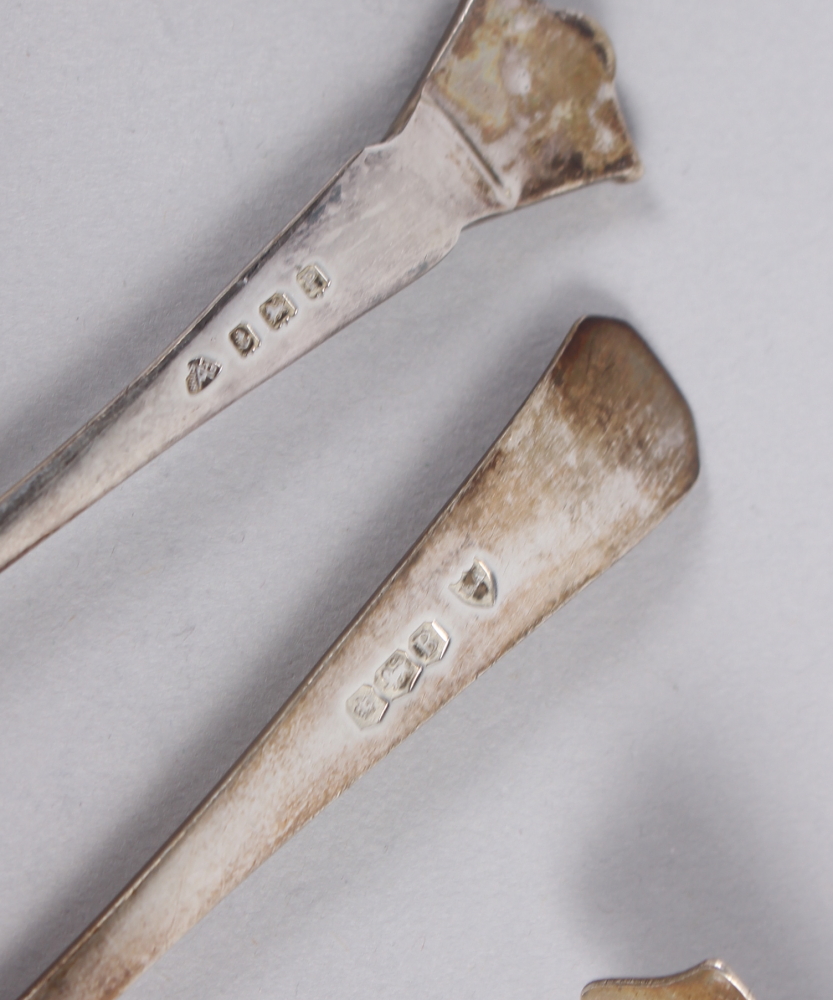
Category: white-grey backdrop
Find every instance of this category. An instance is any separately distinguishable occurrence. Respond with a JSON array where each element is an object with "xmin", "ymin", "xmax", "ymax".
[{"xmin": 1, "ymin": 2, "xmax": 831, "ymax": 999}]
